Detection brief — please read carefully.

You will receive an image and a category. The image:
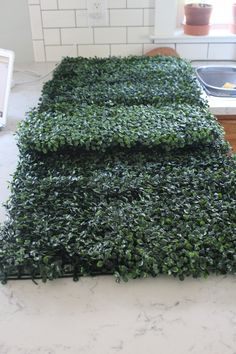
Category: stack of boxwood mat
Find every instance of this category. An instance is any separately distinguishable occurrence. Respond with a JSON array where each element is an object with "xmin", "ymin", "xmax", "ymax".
[{"xmin": 0, "ymin": 56, "xmax": 236, "ymax": 283}]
